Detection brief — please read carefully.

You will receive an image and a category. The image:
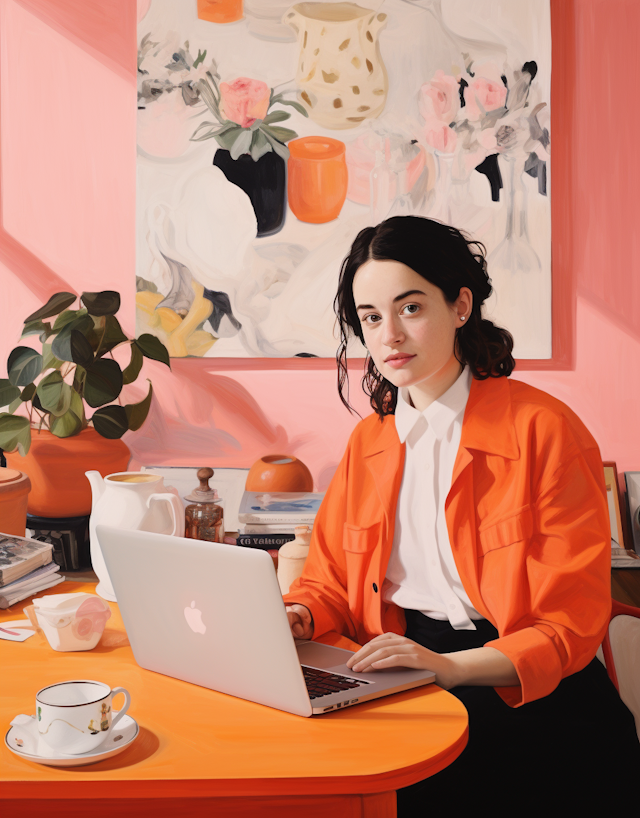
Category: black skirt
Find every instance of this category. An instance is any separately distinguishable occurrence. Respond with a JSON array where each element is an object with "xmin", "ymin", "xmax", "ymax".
[{"xmin": 396, "ymin": 610, "xmax": 640, "ymax": 814}]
